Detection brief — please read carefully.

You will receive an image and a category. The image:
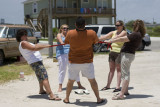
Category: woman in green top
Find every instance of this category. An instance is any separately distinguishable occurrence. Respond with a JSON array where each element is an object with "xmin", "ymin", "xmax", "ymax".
[{"xmin": 99, "ymin": 20, "xmax": 127, "ymax": 92}]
